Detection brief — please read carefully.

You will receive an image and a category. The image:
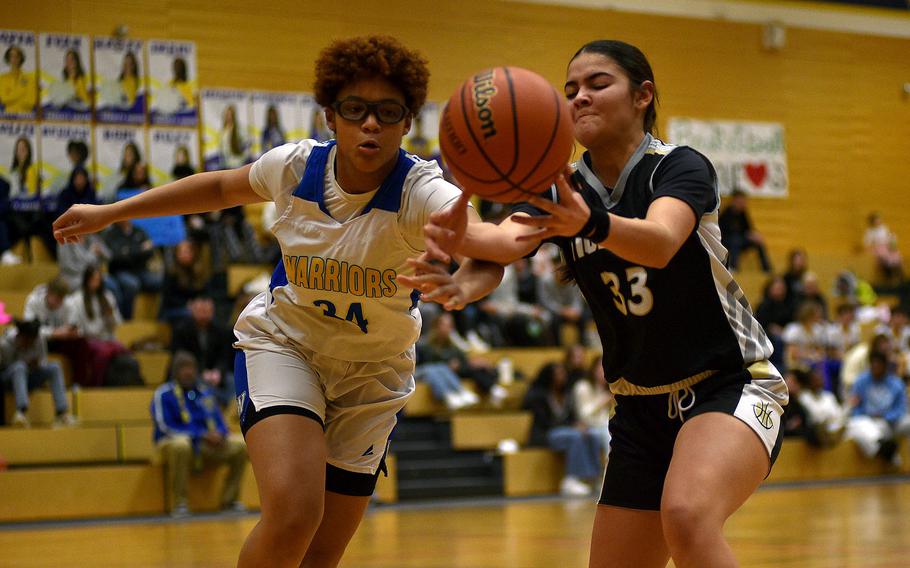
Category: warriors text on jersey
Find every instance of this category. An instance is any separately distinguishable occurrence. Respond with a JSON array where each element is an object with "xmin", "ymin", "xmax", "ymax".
[
  {"xmin": 516, "ymin": 134, "xmax": 774, "ymax": 393},
  {"xmin": 234, "ymin": 139, "xmax": 464, "ymax": 362}
]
